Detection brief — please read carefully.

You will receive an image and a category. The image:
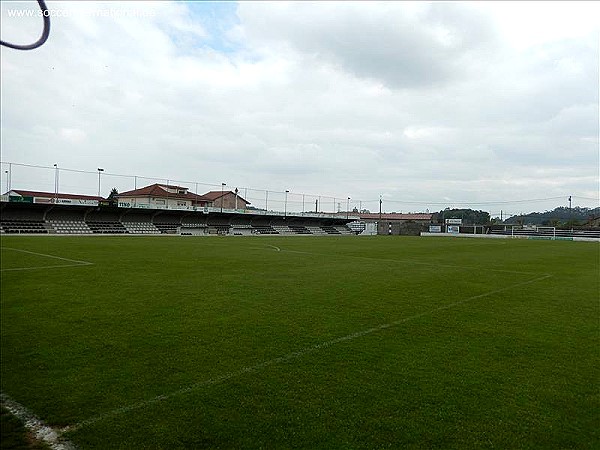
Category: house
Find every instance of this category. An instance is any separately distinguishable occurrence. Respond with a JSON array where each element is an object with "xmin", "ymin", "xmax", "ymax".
[
  {"xmin": 115, "ymin": 184, "xmax": 250, "ymax": 210},
  {"xmin": 201, "ymin": 190, "xmax": 250, "ymax": 210},
  {"xmin": 116, "ymin": 184, "xmax": 208, "ymax": 209}
]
